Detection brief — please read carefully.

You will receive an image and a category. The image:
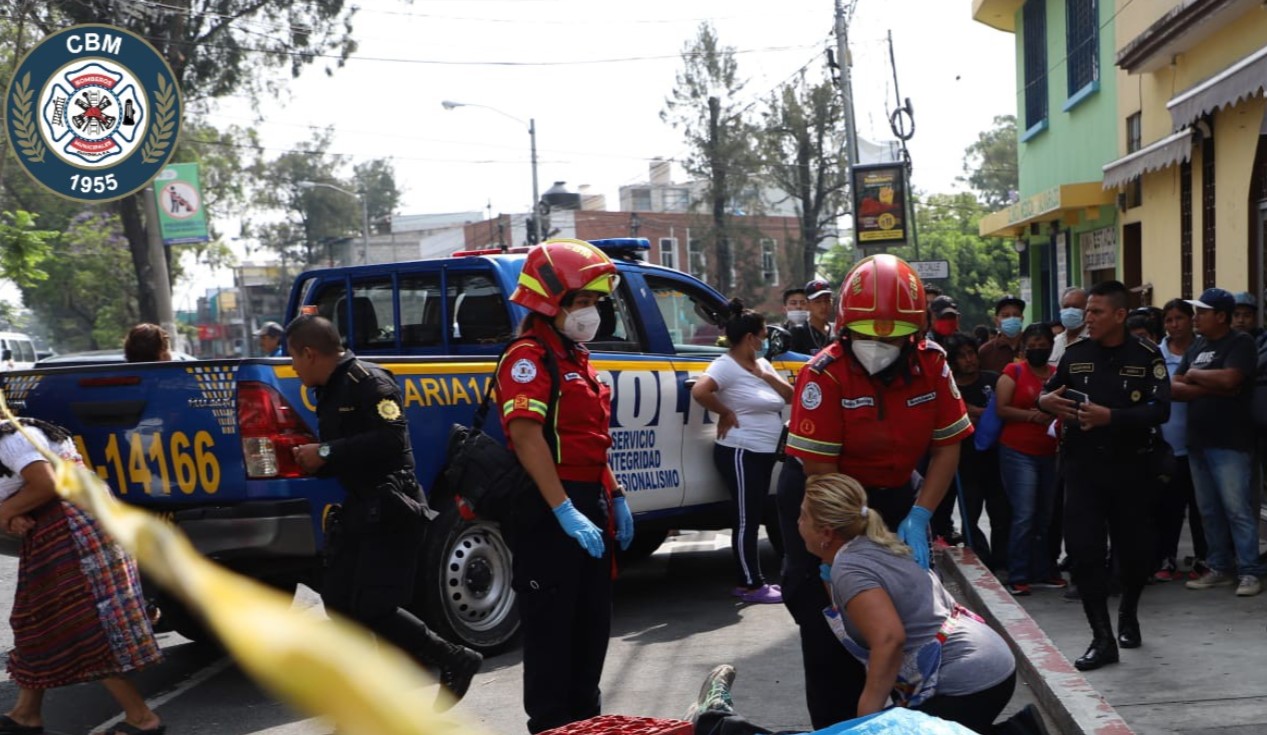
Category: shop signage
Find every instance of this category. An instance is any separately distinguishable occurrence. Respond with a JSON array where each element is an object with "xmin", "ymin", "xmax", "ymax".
[
  {"xmin": 852, "ymin": 163, "xmax": 907, "ymax": 244},
  {"xmin": 1080, "ymin": 227, "xmax": 1117, "ymax": 271}
]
